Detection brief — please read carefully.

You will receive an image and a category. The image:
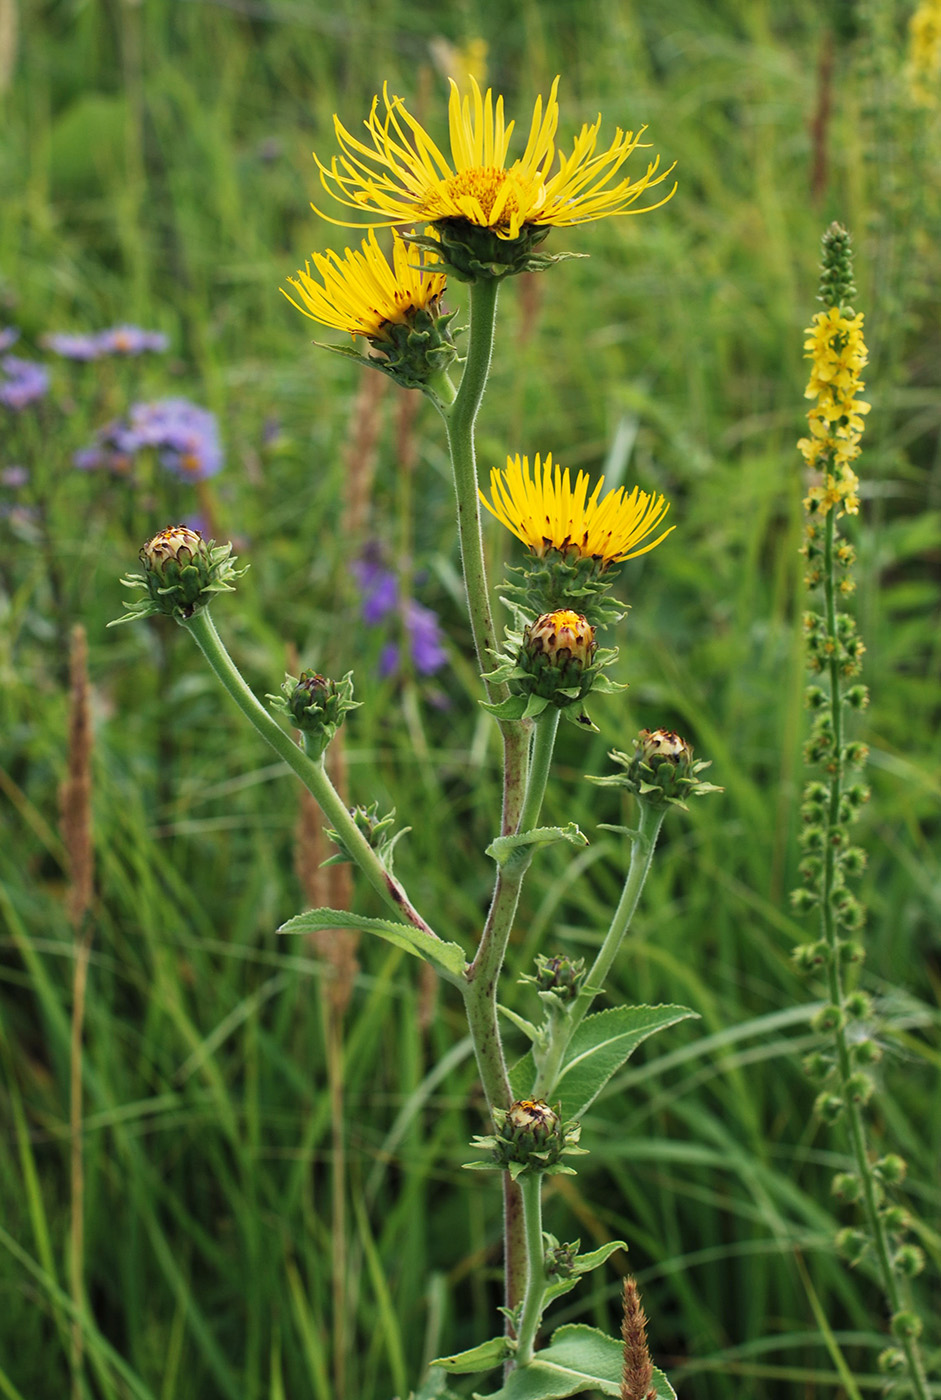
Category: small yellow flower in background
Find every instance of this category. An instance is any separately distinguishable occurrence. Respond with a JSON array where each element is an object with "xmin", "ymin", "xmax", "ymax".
[
  {"xmin": 908, "ymin": 0, "xmax": 941, "ymax": 106},
  {"xmin": 282, "ymin": 228, "xmax": 446, "ymax": 339},
  {"xmin": 429, "ymin": 36, "xmax": 488, "ymax": 95},
  {"xmin": 481, "ymin": 453, "xmax": 674, "ymax": 565},
  {"xmin": 312, "ymin": 76, "xmax": 675, "ymax": 240},
  {"xmin": 798, "ymin": 305, "xmax": 870, "ymax": 515}
]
